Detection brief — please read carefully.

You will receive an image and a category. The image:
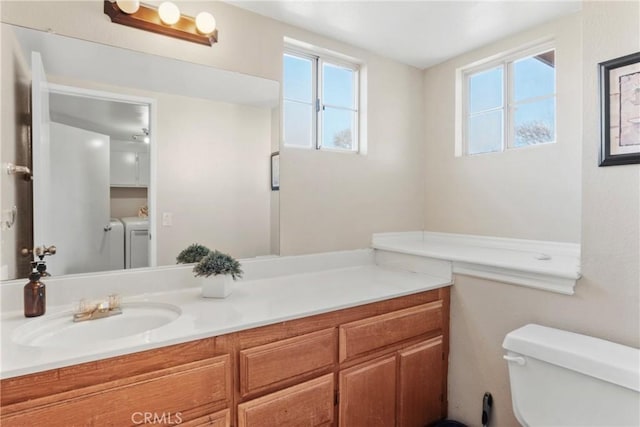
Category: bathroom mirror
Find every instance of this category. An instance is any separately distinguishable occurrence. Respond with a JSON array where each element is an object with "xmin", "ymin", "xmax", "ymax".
[{"xmin": 1, "ymin": 23, "xmax": 280, "ymax": 282}]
